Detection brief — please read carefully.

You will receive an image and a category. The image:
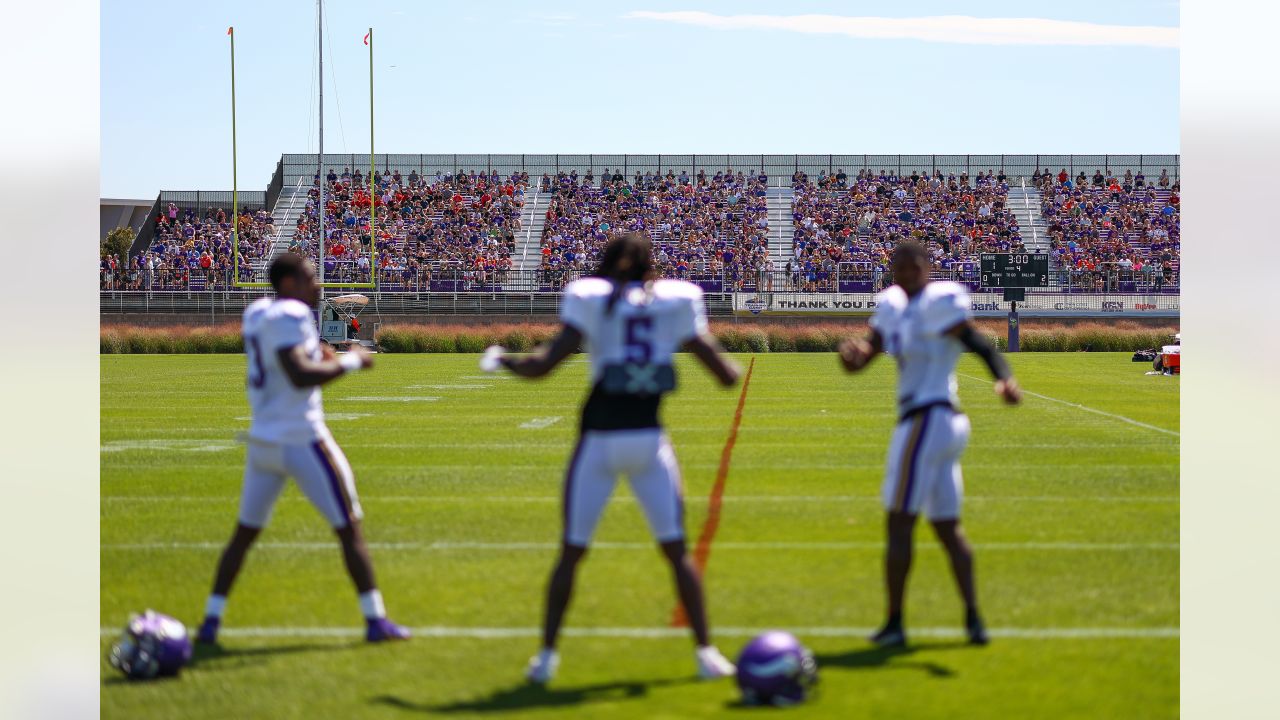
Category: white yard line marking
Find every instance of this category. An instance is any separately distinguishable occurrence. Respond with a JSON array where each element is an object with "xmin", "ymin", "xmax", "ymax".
[
  {"xmin": 101, "ymin": 540, "xmax": 1177, "ymax": 552},
  {"xmin": 519, "ymin": 416, "xmax": 563, "ymax": 429},
  {"xmin": 405, "ymin": 384, "xmax": 491, "ymax": 390},
  {"xmin": 97, "ymin": 625, "xmax": 1178, "ymax": 640},
  {"xmin": 460, "ymin": 375, "xmax": 512, "ymax": 380},
  {"xmin": 957, "ymin": 373, "xmax": 1180, "ymax": 437},
  {"xmin": 343, "ymin": 396, "xmax": 441, "ymax": 402},
  {"xmin": 235, "ymin": 413, "xmax": 371, "ymax": 421},
  {"xmin": 101, "ymin": 494, "xmax": 1180, "ymax": 504},
  {"xmin": 100, "ymin": 440, "xmax": 237, "ymax": 453},
  {"xmin": 101, "ymin": 440, "xmax": 1169, "ymax": 450}
]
